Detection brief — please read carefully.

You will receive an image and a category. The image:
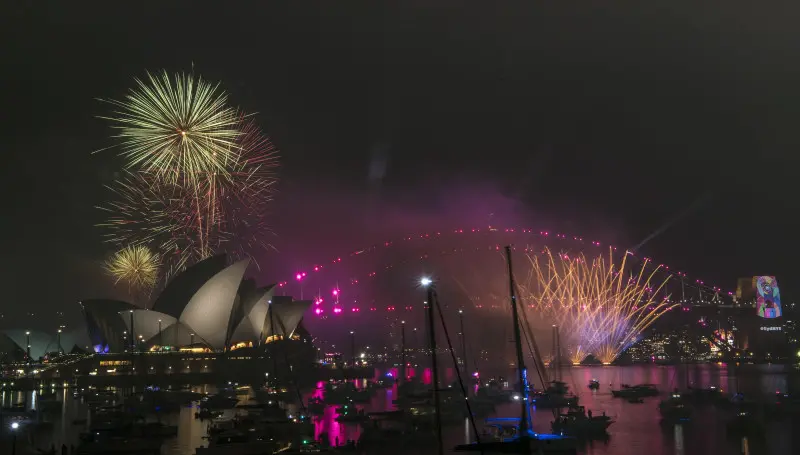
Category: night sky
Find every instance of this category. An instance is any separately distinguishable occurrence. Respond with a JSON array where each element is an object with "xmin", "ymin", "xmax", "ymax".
[{"xmin": 2, "ymin": 3, "xmax": 798, "ymax": 328}]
